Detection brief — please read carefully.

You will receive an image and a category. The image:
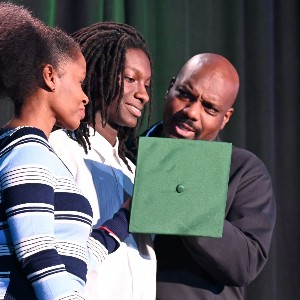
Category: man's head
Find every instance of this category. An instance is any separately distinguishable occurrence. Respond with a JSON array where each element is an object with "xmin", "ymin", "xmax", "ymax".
[{"xmin": 162, "ymin": 53, "xmax": 239, "ymax": 140}]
